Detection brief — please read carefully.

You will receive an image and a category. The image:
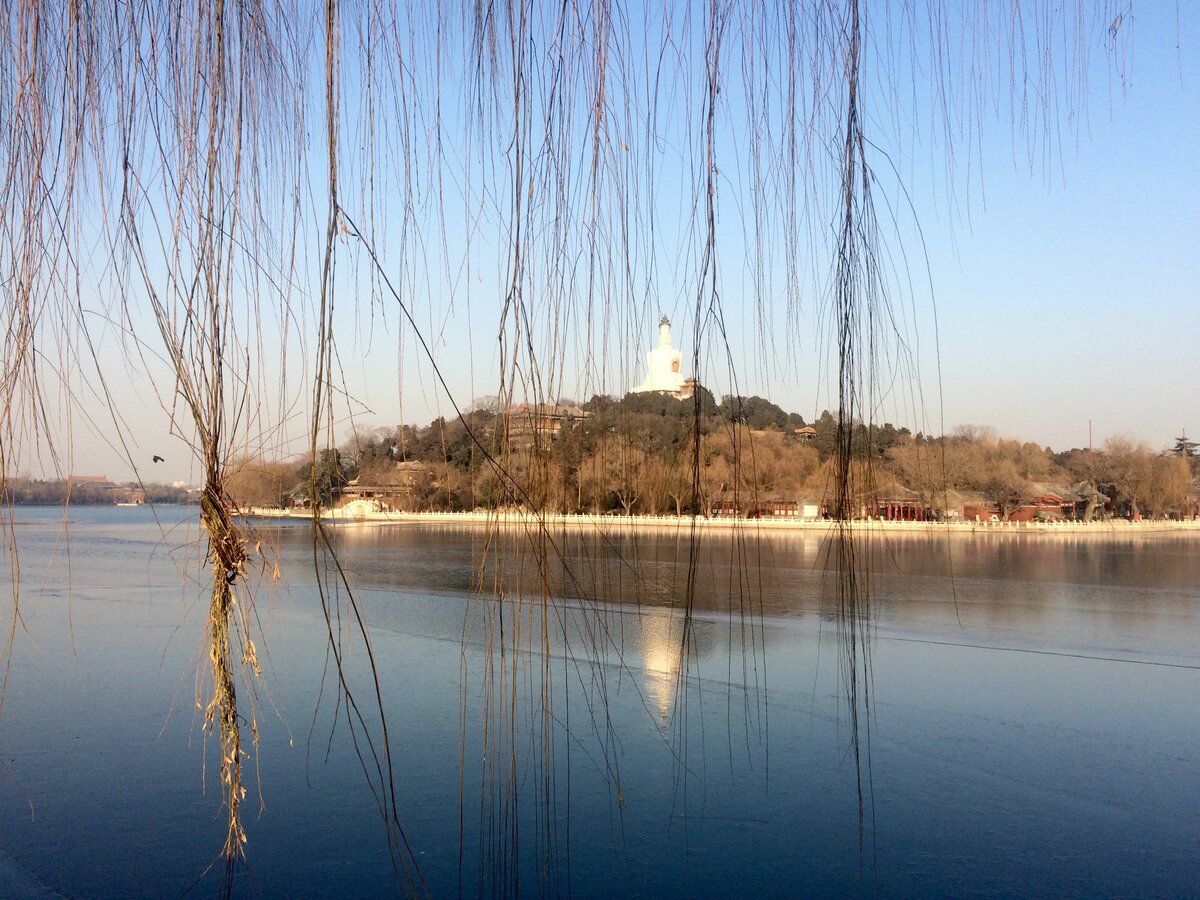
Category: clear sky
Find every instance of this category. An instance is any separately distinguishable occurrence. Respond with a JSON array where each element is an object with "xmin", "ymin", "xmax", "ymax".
[
  {"xmin": 20, "ymin": 3, "xmax": 1197, "ymax": 486},
  {"xmin": 911, "ymin": 14, "xmax": 1199, "ymax": 454}
]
